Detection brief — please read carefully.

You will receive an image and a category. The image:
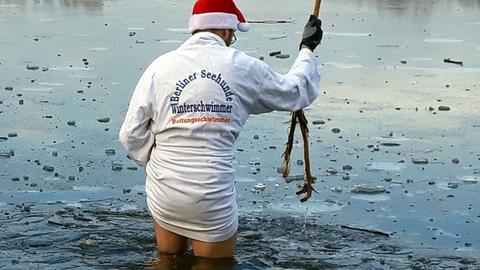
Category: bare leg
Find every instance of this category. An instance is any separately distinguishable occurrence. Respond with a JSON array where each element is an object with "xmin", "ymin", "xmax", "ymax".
[
  {"xmin": 192, "ymin": 257, "xmax": 236, "ymax": 270},
  {"xmin": 153, "ymin": 221, "xmax": 188, "ymax": 255},
  {"xmin": 150, "ymin": 254, "xmax": 182, "ymax": 270},
  {"xmin": 191, "ymin": 232, "xmax": 238, "ymax": 258}
]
